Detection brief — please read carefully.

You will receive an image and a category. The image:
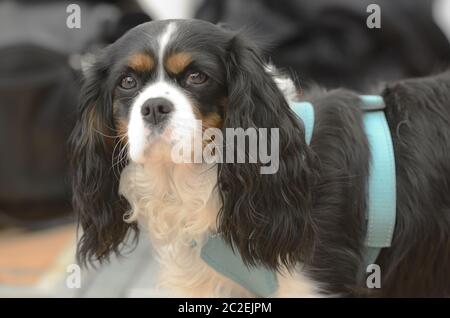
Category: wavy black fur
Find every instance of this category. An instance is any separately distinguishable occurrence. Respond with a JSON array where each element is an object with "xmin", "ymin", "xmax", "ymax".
[
  {"xmin": 218, "ymin": 34, "xmax": 317, "ymax": 270},
  {"xmin": 70, "ymin": 54, "xmax": 137, "ymax": 266}
]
